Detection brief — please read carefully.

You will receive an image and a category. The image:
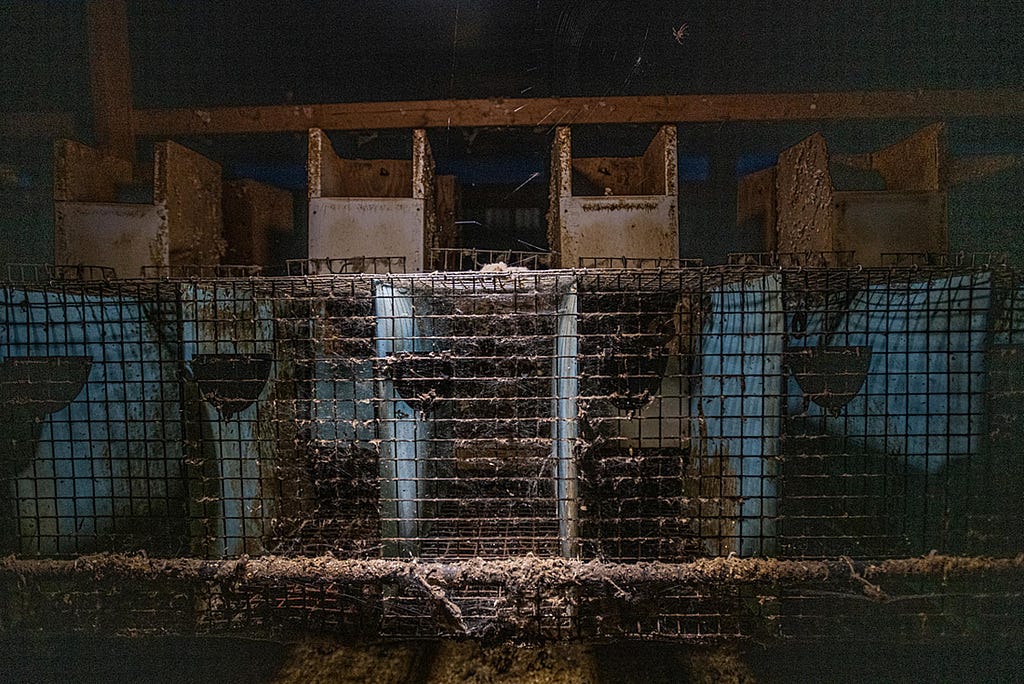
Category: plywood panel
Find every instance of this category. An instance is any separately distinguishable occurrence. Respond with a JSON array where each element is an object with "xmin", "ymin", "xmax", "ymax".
[
  {"xmin": 640, "ymin": 125, "xmax": 677, "ymax": 196},
  {"xmin": 308, "ymin": 128, "xmax": 413, "ymax": 199},
  {"xmin": 869, "ymin": 123, "xmax": 946, "ymax": 191},
  {"xmin": 737, "ymin": 167, "xmax": 777, "ymax": 251},
  {"xmin": 53, "ymin": 202, "xmax": 167, "ymax": 277},
  {"xmin": 223, "ymin": 179, "xmax": 294, "ymax": 266},
  {"xmin": 434, "ymin": 174, "xmax": 459, "ymax": 256},
  {"xmin": 53, "ymin": 139, "xmax": 132, "ymax": 202},
  {"xmin": 154, "ymin": 140, "xmax": 225, "ymax": 266},
  {"xmin": 775, "ymin": 133, "xmax": 836, "ymax": 254},
  {"xmin": 412, "ymin": 130, "xmax": 438, "ymax": 265},
  {"xmin": 834, "ymin": 191, "xmax": 948, "ymax": 265},
  {"xmin": 550, "ymin": 125, "xmax": 679, "ymax": 268},
  {"xmin": 307, "ymin": 128, "xmax": 343, "ymax": 200},
  {"xmin": 557, "ymin": 196, "xmax": 678, "ymax": 268},
  {"xmin": 308, "ymin": 198, "xmax": 425, "ymax": 271},
  {"xmin": 572, "ymin": 157, "xmax": 644, "ymax": 196}
]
